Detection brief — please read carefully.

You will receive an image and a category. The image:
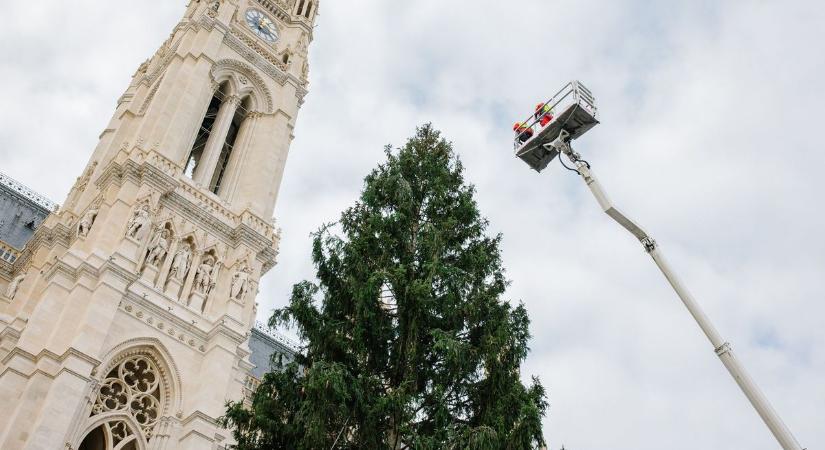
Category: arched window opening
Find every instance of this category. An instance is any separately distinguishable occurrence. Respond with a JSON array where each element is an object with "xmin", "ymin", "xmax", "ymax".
[
  {"xmin": 209, "ymin": 96, "xmax": 250, "ymax": 195},
  {"xmin": 282, "ymin": 53, "xmax": 290, "ymax": 64},
  {"xmin": 296, "ymin": 0, "xmax": 306, "ymax": 16},
  {"xmin": 185, "ymin": 82, "xmax": 229, "ymax": 179},
  {"xmin": 78, "ymin": 421, "xmax": 139, "ymax": 450},
  {"xmin": 78, "ymin": 426, "xmax": 105, "ymax": 450},
  {"xmin": 79, "ymin": 352, "xmax": 168, "ymax": 448},
  {"xmin": 305, "ymin": 1, "xmax": 314, "ymax": 18}
]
